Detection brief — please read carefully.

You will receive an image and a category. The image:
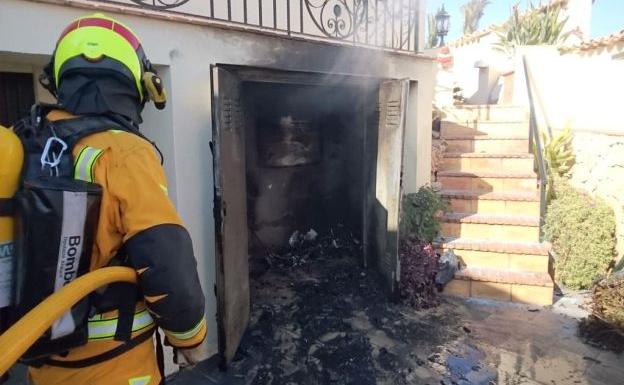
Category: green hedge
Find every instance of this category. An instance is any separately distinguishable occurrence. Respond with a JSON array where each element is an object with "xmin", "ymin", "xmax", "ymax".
[{"xmin": 544, "ymin": 180, "xmax": 616, "ymax": 289}]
